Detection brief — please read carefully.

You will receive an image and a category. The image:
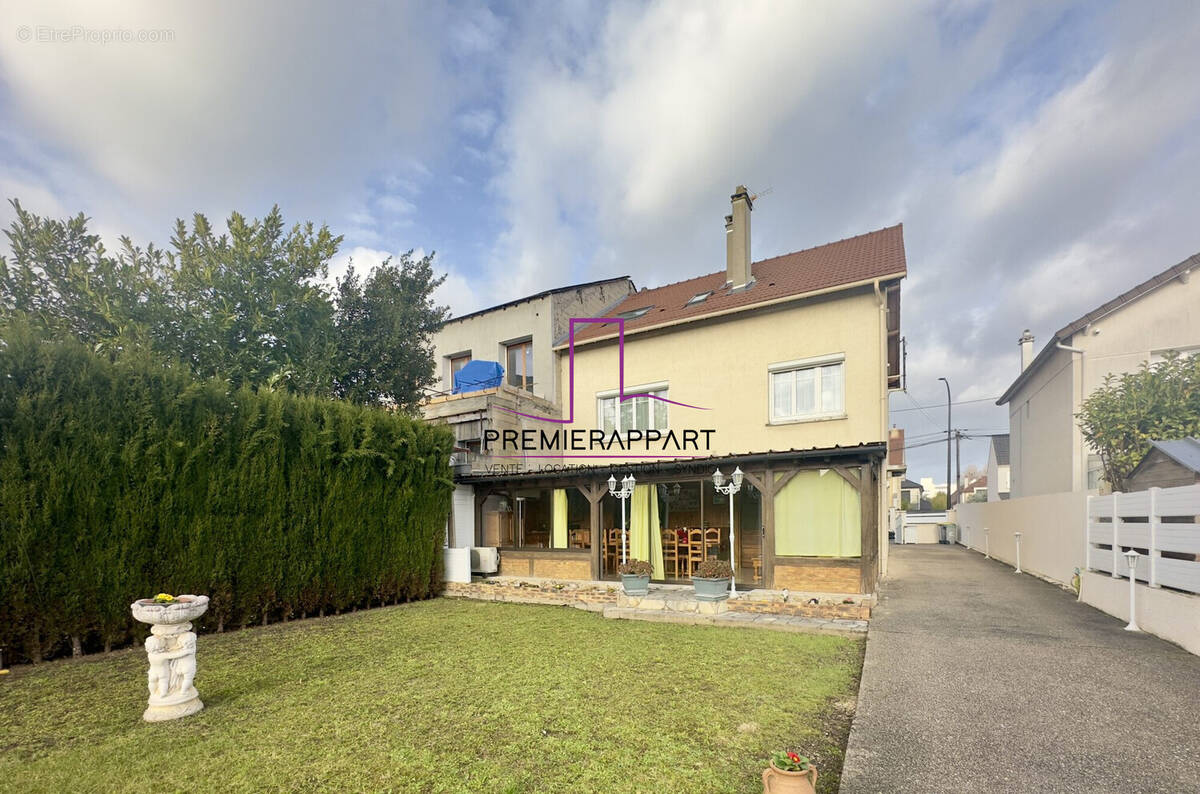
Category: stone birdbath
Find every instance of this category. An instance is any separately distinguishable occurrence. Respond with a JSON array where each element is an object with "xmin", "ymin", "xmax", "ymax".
[{"xmin": 130, "ymin": 594, "xmax": 209, "ymax": 722}]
